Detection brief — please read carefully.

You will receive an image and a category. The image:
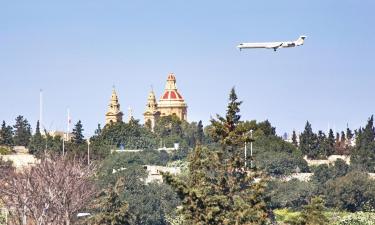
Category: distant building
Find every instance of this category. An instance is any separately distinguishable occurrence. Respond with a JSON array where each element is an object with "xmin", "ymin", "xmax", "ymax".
[
  {"xmin": 48, "ymin": 130, "xmax": 73, "ymax": 141},
  {"xmin": 144, "ymin": 73, "xmax": 188, "ymax": 130},
  {"xmin": 143, "ymin": 90, "xmax": 161, "ymax": 130},
  {"xmin": 105, "ymin": 88, "xmax": 124, "ymax": 125},
  {"xmin": 1, "ymin": 146, "xmax": 39, "ymax": 170}
]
